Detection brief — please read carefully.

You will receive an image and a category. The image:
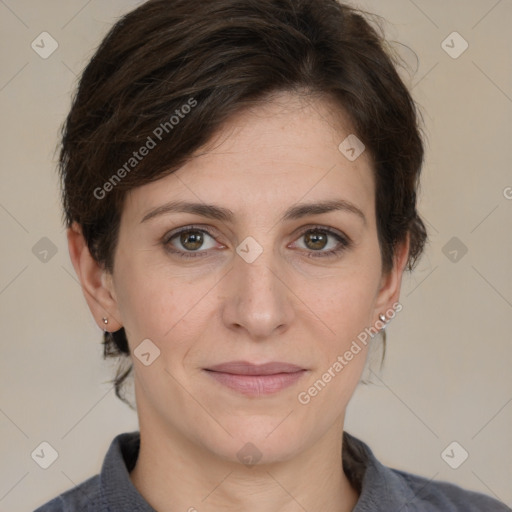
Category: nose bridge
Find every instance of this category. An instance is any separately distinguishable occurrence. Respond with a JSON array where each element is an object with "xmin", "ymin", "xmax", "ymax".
[{"xmin": 221, "ymin": 233, "xmax": 294, "ymax": 338}]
